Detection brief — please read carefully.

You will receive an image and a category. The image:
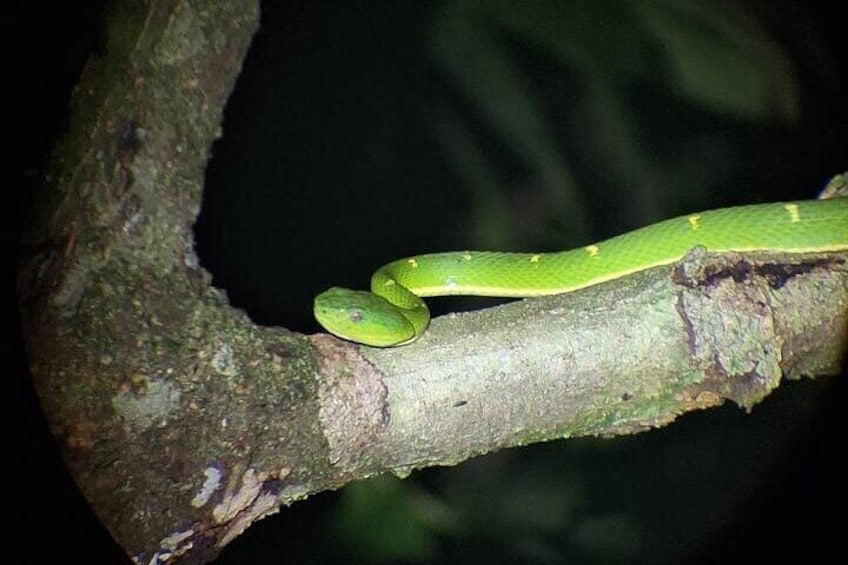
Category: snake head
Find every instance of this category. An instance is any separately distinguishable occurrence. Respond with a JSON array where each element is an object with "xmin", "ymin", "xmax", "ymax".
[{"xmin": 314, "ymin": 287, "xmax": 419, "ymax": 347}]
